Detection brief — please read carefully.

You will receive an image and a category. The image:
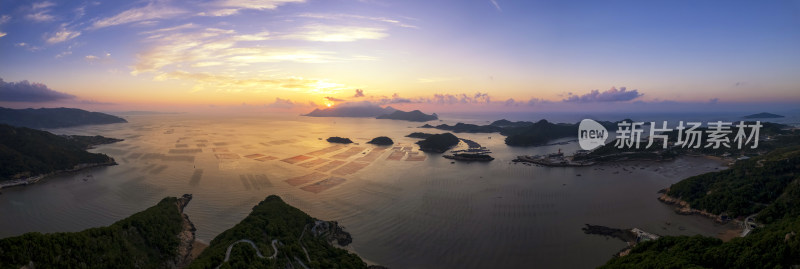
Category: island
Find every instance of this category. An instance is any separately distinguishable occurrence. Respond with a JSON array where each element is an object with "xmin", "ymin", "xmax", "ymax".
[
  {"xmin": 406, "ymin": 132, "xmax": 433, "ymax": 139},
  {"xmin": 303, "ymin": 104, "xmax": 397, "ymax": 118},
  {"xmin": 443, "ymin": 138, "xmax": 494, "ymax": 162},
  {"xmin": 416, "ymin": 132, "xmax": 459, "ymax": 153},
  {"xmin": 419, "ymin": 118, "xmax": 620, "ymax": 146},
  {"xmin": 366, "ymin": 136, "xmax": 394, "ymax": 145},
  {"xmin": 376, "ymin": 109, "xmax": 438, "ymax": 122},
  {"xmin": 488, "ymin": 119, "xmax": 535, "ymax": 128},
  {"xmin": 326, "ymin": 136, "xmax": 353, "ymax": 144},
  {"xmin": 419, "ymin": 122, "xmax": 503, "ymax": 133},
  {"xmin": 303, "ymin": 104, "xmax": 439, "ymax": 122},
  {"xmin": 188, "ymin": 195, "xmax": 376, "ymax": 269},
  {"xmin": 743, "ymin": 112, "xmax": 785, "ymax": 119},
  {"xmin": 0, "ymin": 124, "xmax": 121, "ymax": 188},
  {"xmin": 0, "ymin": 107, "xmax": 127, "ymax": 129},
  {"xmin": 0, "ymin": 194, "xmax": 198, "ymax": 268},
  {"xmin": 502, "ymin": 119, "xmax": 584, "ymax": 146}
]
